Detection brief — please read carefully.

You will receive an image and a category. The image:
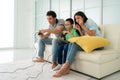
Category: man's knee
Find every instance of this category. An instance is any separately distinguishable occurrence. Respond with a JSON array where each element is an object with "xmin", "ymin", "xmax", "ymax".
[
  {"xmin": 39, "ymin": 38, "xmax": 46, "ymax": 42},
  {"xmin": 52, "ymin": 39, "xmax": 58, "ymax": 45}
]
